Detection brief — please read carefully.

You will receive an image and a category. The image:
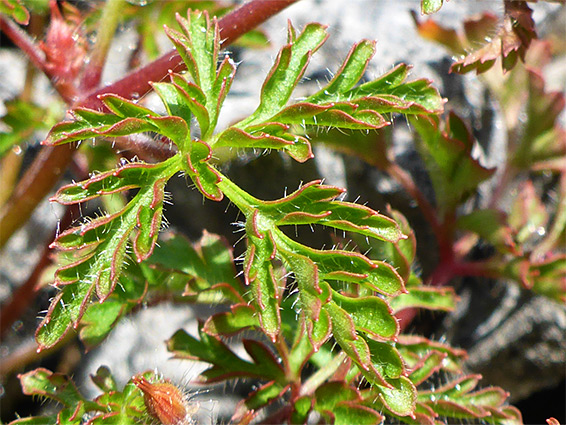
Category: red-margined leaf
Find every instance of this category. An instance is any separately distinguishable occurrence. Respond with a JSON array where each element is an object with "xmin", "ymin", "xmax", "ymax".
[
  {"xmin": 148, "ymin": 231, "xmax": 243, "ymax": 304},
  {"xmin": 240, "ymin": 22, "xmax": 328, "ymax": 126},
  {"xmin": 0, "ymin": 0, "xmax": 29, "ymax": 24},
  {"xmin": 164, "ymin": 10, "xmax": 235, "ymax": 139},
  {"xmin": 45, "ymin": 95, "xmax": 190, "ymax": 152},
  {"xmin": 36, "ymin": 157, "xmax": 179, "ymax": 351}
]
